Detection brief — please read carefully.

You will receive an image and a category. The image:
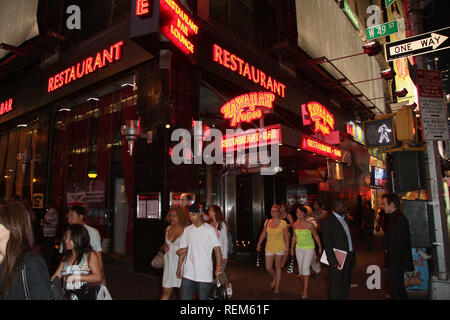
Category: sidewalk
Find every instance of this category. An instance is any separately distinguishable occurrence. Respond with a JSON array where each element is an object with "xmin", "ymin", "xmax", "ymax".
[{"xmin": 103, "ymin": 234, "xmax": 428, "ymax": 300}]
